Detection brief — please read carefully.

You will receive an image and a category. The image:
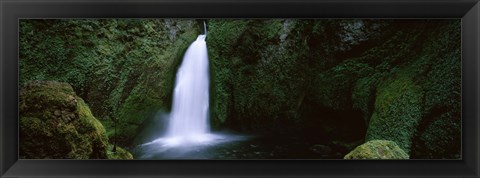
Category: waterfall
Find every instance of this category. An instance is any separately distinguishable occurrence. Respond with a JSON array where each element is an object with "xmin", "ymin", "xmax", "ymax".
[
  {"xmin": 203, "ymin": 21, "xmax": 207, "ymax": 36},
  {"xmin": 147, "ymin": 21, "xmax": 217, "ymax": 147},
  {"xmin": 137, "ymin": 22, "xmax": 245, "ymax": 156},
  {"xmin": 167, "ymin": 34, "xmax": 210, "ymax": 139}
]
